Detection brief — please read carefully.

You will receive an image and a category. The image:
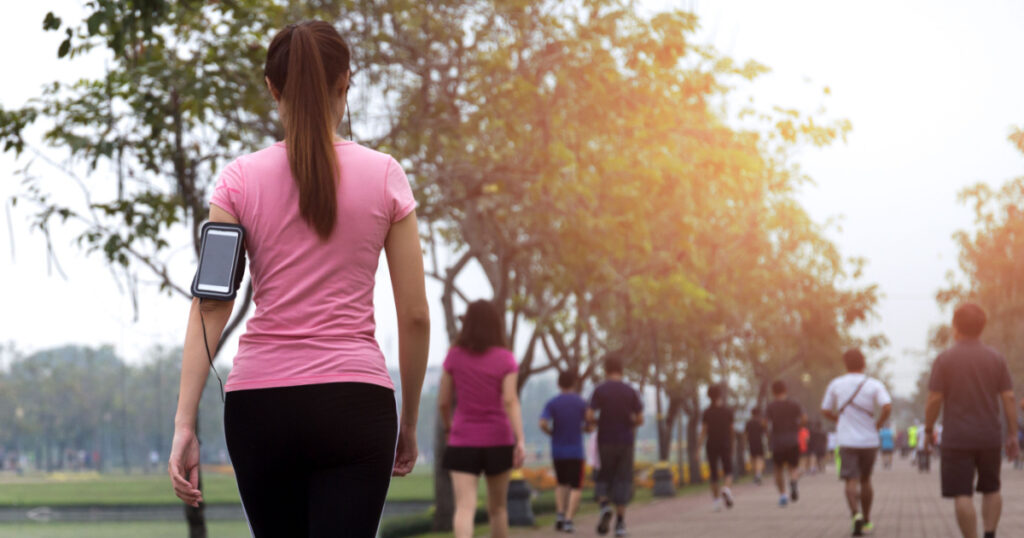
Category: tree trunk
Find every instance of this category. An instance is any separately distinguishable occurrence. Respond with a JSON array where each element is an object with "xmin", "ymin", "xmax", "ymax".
[
  {"xmin": 686, "ymin": 405, "xmax": 702, "ymax": 484},
  {"xmin": 431, "ymin": 415, "xmax": 454, "ymax": 531}
]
